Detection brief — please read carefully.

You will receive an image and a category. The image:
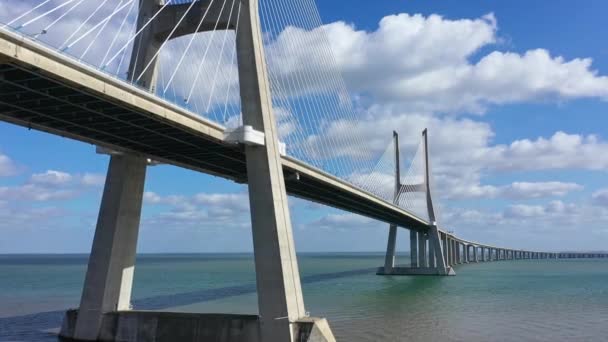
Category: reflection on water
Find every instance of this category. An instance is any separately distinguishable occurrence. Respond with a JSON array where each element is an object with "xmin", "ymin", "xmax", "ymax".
[{"xmin": 1, "ymin": 254, "xmax": 607, "ymax": 341}]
